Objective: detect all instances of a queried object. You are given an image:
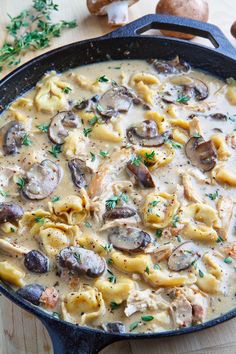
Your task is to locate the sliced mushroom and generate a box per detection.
[1,121,25,155]
[209,113,228,121]
[98,85,136,118]
[168,241,200,271]
[57,246,106,278]
[105,322,126,334]
[182,78,208,101]
[185,137,217,172]
[16,284,45,305]
[73,95,100,112]
[24,250,49,274]
[0,203,24,223]
[48,111,79,145]
[127,120,171,147]
[22,159,62,200]
[126,161,155,188]
[108,227,151,252]
[149,56,190,74]
[103,207,136,220]
[68,158,92,189]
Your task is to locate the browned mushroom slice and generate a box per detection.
[48,111,79,145]
[57,246,105,278]
[22,160,62,200]
[68,158,92,189]
[127,120,171,147]
[0,203,24,223]
[168,241,200,271]
[98,85,135,118]
[185,137,217,172]
[103,207,136,220]
[108,227,151,252]
[149,56,190,74]
[1,121,25,155]
[182,79,208,101]
[127,161,155,188]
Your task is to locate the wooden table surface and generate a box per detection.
[0,0,236,353]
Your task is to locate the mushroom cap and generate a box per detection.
[156,0,209,40]
[87,0,139,15]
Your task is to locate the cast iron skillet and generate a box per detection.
[0,14,236,354]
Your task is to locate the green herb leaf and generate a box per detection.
[98,75,109,83]
[0,189,9,197]
[216,235,224,243]
[107,258,113,265]
[145,151,155,160]
[176,95,190,104]
[155,229,163,238]
[129,321,140,332]
[130,154,142,167]
[110,301,120,310]
[176,235,182,243]
[89,116,98,126]
[154,264,161,270]
[172,214,180,228]
[102,243,113,253]
[107,269,117,284]
[63,86,72,94]
[49,144,61,158]
[144,266,150,275]
[198,269,204,278]
[16,177,25,190]
[193,133,201,138]
[37,123,50,132]
[224,256,233,264]
[105,192,128,210]
[51,196,60,203]
[141,315,154,322]
[167,139,182,149]
[74,252,81,263]
[84,221,92,228]
[83,127,92,137]
[35,216,45,224]
[90,152,96,162]
[206,190,219,201]
[22,133,32,146]
[99,150,109,158]
[10,227,16,233]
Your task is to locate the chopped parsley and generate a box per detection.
[167,139,182,149]
[176,95,190,104]
[0,189,9,197]
[51,196,60,203]
[89,116,98,126]
[216,235,224,243]
[206,190,219,201]
[144,266,150,275]
[83,127,92,137]
[37,123,50,132]
[48,144,61,158]
[10,227,16,233]
[224,256,233,264]
[107,269,116,284]
[102,243,113,253]
[129,321,140,332]
[107,258,113,265]
[148,200,160,214]
[145,151,155,160]
[16,177,25,190]
[84,221,92,228]
[74,252,81,263]
[97,75,109,83]
[110,302,120,310]
[130,154,142,167]
[35,216,45,224]
[90,152,96,162]
[176,235,182,243]
[193,133,201,138]
[141,315,154,322]
[99,150,109,158]
[105,192,128,210]
[172,214,180,228]
[155,229,163,238]
[198,269,204,278]
[154,264,161,270]
[63,86,72,94]
[22,133,32,146]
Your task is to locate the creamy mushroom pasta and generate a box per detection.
[0,57,236,334]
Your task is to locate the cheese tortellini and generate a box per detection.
[95,277,135,304]
[61,286,105,325]
[143,192,179,229]
[0,261,25,287]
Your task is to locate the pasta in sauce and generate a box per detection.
[0,57,236,334]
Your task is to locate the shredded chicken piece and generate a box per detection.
[217,196,234,240]
[125,289,168,317]
[99,216,140,231]
[226,132,236,149]
[181,287,208,324]
[182,173,202,203]
[189,117,203,137]
[0,239,30,257]
[40,287,59,309]
[170,293,192,328]
[223,242,236,260]
[184,167,211,184]
[152,243,174,262]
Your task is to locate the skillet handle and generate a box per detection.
[106,14,236,59]
[40,317,120,354]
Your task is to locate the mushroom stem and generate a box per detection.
[104,1,130,26]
